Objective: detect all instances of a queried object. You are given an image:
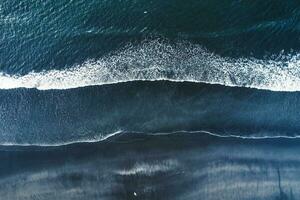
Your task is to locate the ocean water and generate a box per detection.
[1,0,300,199]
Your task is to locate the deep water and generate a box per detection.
[2,0,300,74]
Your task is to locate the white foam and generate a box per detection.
[115,159,179,176]
[1,40,300,91]
[0,130,123,147]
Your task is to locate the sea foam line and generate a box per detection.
[1,40,300,91]
[0,130,124,147]
[1,130,300,147]
[150,130,300,140]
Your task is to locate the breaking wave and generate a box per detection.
[1,40,300,91]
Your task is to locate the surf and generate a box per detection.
[1,40,300,91]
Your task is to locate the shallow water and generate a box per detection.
[0,133,299,200]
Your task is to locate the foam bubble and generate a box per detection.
[1,40,300,91]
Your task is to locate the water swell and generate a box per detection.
[1,40,300,91]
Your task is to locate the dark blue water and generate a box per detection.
[2,0,300,74]
[1,81,300,145]
[1,0,300,199]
